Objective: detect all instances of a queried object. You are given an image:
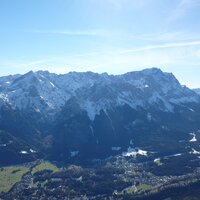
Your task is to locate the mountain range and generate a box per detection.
[0,68,200,165]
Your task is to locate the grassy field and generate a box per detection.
[123,185,137,194]
[0,166,29,193]
[32,161,59,174]
[0,161,59,193]
[121,183,152,195]
[137,183,152,191]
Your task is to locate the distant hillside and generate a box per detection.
[193,88,200,95]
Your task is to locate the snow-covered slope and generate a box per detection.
[0,68,199,120]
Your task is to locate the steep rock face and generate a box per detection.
[0,68,200,164]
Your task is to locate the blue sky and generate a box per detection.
[0,0,200,88]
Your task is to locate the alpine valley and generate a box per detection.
[1,68,200,200]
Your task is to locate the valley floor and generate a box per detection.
[1,155,200,200]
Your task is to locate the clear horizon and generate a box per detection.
[0,0,200,88]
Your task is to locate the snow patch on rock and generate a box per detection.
[20,150,28,154]
[122,147,148,157]
[189,133,197,142]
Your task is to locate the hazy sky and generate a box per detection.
[0,0,200,88]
